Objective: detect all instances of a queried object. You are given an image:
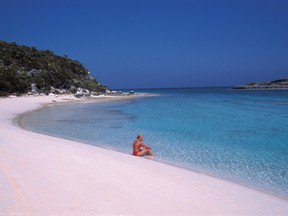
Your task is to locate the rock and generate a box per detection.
[55,89,67,94]
[50,86,56,93]
[31,83,39,94]
[233,79,288,90]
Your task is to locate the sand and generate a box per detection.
[0,94,287,215]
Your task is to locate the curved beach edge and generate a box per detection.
[0,95,287,215]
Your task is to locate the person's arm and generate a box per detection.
[140,142,151,149]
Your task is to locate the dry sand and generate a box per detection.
[0,95,287,215]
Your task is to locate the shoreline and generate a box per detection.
[1,95,288,215]
[17,103,287,200]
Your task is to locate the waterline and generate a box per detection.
[20,88,288,198]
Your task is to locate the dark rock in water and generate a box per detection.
[233,79,288,90]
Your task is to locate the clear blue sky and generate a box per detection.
[1,0,288,89]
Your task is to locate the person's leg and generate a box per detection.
[136,149,148,156]
[147,149,154,156]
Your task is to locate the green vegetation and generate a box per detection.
[0,41,108,96]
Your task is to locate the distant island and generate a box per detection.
[0,41,109,97]
[233,79,288,90]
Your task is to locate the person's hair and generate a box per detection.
[137,134,143,139]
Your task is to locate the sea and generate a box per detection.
[20,87,288,198]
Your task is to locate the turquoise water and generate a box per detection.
[21,88,288,198]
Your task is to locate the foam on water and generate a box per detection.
[21,88,288,198]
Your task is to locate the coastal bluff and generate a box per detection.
[0,40,108,97]
[233,79,288,90]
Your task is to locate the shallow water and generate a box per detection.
[21,88,288,198]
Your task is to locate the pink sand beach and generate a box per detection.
[0,95,288,215]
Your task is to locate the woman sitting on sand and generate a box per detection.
[133,134,154,156]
